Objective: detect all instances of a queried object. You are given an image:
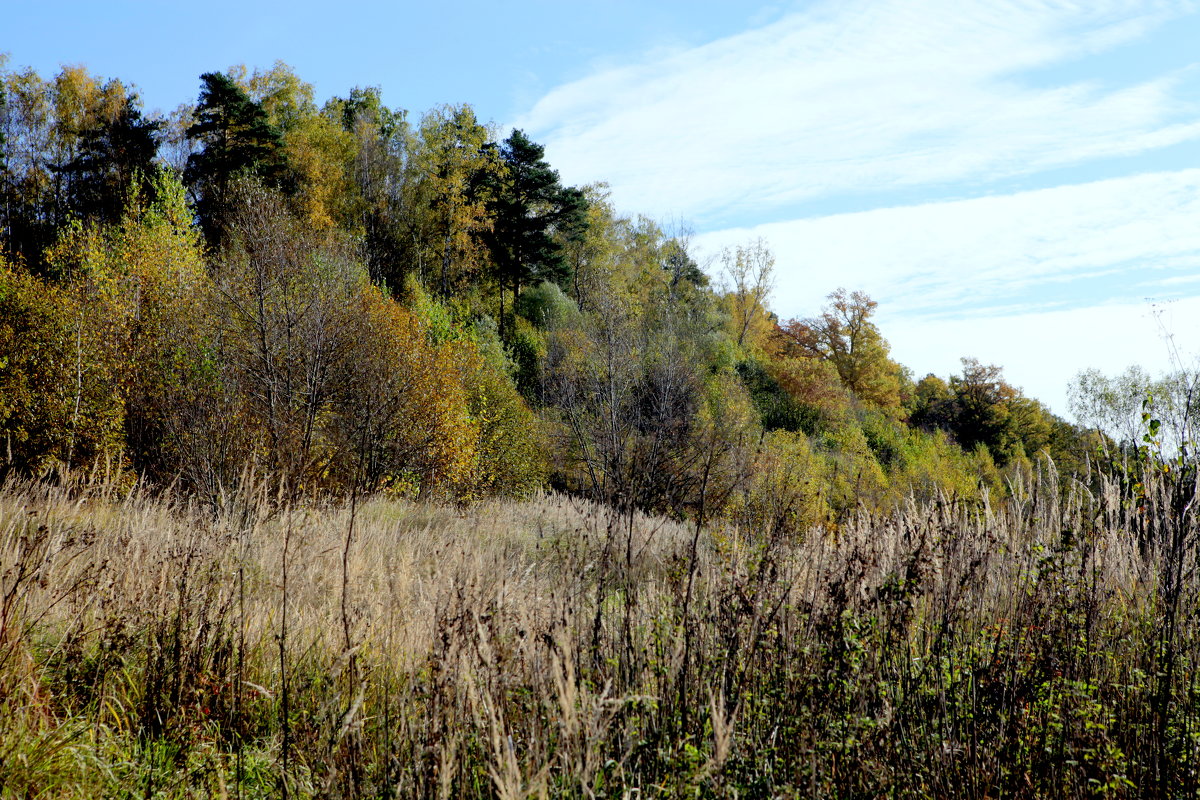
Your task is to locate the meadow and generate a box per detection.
[1,458,1196,799]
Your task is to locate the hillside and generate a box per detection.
[0,60,1111,520]
[2,59,1200,799]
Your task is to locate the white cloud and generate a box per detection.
[515,0,1200,226]
[689,169,1200,414]
[693,169,1200,320]
[510,0,1200,413]
[881,298,1200,417]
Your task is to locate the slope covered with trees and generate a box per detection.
[5,56,1200,800]
[0,58,1102,523]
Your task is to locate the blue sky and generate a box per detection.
[8,0,1200,414]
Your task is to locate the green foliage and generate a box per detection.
[908,372,953,426]
[735,358,820,434]
[517,279,580,330]
[404,275,462,344]
[408,104,498,298]
[0,57,1101,514]
[185,71,288,240]
[0,258,123,475]
[329,285,479,496]
[401,283,548,498]
[1,62,144,274]
[45,169,215,484]
[764,353,854,431]
[238,59,317,133]
[459,319,548,498]
[730,429,829,535]
[541,281,756,517]
[322,84,411,288]
[860,408,988,502]
[507,320,545,402]
[818,420,888,514]
[57,100,162,226]
[909,358,1084,474]
[483,129,587,308]
[1071,364,1200,456]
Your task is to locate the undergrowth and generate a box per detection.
[0,459,1197,798]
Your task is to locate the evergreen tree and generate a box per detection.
[58,100,161,225]
[484,129,586,325]
[184,72,287,241]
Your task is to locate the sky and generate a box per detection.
[7,0,1200,415]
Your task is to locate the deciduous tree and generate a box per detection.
[721,238,774,349]
[0,257,124,475]
[409,104,498,298]
[781,288,902,411]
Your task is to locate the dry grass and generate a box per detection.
[0,461,1197,797]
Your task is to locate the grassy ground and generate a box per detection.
[0,462,1197,798]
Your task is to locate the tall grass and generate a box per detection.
[0,460,1196,797]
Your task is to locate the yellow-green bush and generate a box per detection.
[329,285,478,496]
[399,281,547,498]
[458,320,547,498]
[818,421,888,515]
[728,429,830,537]
[45,171,217,484]
[0,259,124,475]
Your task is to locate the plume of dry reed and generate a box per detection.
[0,459,1196,797]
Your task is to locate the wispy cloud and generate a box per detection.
[882,297,1200,415]
[513,0,1200,412]
[515,0,1200,227]
[687,168,1200,414]
[693,168,1200,320]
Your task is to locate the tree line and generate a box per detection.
[0,57,1153,525]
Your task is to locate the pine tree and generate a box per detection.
[184,72,287,241]
[58,100,161,225]
[484,129,586,326]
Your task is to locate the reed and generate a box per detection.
[0,460,1195,797]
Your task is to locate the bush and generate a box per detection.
[329,286,478,496]
[459,317,547,497]
[44,171,217,486]
[735,359,821,434]
[0,259,123,476]
[729,429,829,536]
[516,279,580,329]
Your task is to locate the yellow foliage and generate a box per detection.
[284,113,357,231]
[47,171,210,385]
[768,355,853,425]
[456,337,547,499]
[409,104,498,297]
[882,427,985,506]
[403,281,547,497]
[333,287,478,496]
[41,171,217,483]
[0,258,124,474]
[730,430,830,537]
[819,423,888,516]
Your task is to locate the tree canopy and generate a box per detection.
[484,129,587,321]
[184,71,287,240]
[0,57,1100,515]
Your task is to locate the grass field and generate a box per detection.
[1,461,1197,798]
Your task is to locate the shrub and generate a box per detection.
[0,259,123,476]
[516,279,580,329]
